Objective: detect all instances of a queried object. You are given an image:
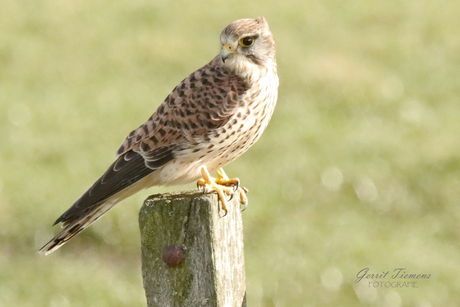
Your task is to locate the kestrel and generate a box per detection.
[40,16,278,255]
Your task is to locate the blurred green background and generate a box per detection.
[1,0,460,306]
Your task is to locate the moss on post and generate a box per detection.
[139,190,246,307]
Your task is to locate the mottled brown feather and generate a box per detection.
[39,16,278,255]
[116,62,250,162]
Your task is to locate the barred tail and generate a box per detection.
[38,150,172,255]
[39,200,119,255]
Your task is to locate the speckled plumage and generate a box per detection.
[40,17,278,255]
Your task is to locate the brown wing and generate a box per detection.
[116,60,250,168]
[52,150,162,226]
[51,60,249,229]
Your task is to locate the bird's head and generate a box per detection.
[219,17,276,74]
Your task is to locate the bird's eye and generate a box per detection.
[239,36,256,47]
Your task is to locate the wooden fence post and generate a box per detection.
[139,190,246,307]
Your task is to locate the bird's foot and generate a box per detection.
[197,166,248,214]
[215,168,249,210]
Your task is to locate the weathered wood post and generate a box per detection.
[139,190,246,307]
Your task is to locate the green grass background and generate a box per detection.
[1,0,460,306]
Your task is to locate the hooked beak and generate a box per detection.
[221,43,237,63]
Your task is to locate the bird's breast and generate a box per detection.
[202,68,279,168]
[152,66,278,186]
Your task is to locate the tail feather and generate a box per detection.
[39,201,118,255]
[52,151,157,227]
[39,149,174,255]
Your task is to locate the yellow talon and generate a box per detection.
[197,166,248,212]
[216,168,248,207]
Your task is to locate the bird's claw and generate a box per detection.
[232,180,240,192]
[197,179,205,192]
[197,166,248,214]
[239,186,248,211]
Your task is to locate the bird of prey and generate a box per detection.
[39,16,278,255]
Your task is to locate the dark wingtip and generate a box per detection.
[52,215,64,226]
